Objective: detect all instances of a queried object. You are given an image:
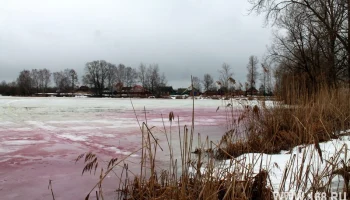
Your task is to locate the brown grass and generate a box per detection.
[216,86,350,159]
[75,114,276,200]
[73,84,350,200]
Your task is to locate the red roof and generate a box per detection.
[133,85,143,89]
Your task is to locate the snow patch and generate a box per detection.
[2,140,46,145]
[0,121,15,126]
[26,121,56,131]
[57,133,88,142]
[105,147,138,157]
[192,135,350,193]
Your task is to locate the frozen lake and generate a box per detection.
[0,97,232,199]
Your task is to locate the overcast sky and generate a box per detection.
[0,0,272,88]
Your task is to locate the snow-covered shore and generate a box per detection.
[191,129,350,196]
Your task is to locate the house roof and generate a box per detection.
[181,86,199,94]
[159,86,174,92]
[203,90,219,94]
[246,87,258,92]
[122,87,132,91]
[133,85,143,89]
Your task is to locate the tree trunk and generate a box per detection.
[348,0,350,88]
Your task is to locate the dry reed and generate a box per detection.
[74,83,349,200]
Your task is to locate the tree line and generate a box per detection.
[179,58,272,96]
[0,61,169,97]
[0,57,274,97]
[249,0,350,101]
[82,61,167,96]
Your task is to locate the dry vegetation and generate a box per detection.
[217,86,350,160]
[76,120,276,200]
[68,84,350,200]
[219,85,350,159]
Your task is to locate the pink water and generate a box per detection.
[0,97,236,199]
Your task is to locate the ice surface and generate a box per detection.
[2,140,46,145]
[0,96,233,199]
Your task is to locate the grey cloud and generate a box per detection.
[0,0,271,88]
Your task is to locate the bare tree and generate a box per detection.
[159,73,167,87]
[68,69,78,92]
[192,76,202,92]
[0,80,18,96]
[237,82,243,92]
[30,69,52,93]
[30,69,40,93]
[53,71,70,94]
[249,0,350,87]
[202,73,214,92]
[266,65,272,94]
[125,66,138,87]
[106,63,116,94]
[138,63,147,87]
[52,69,76,94]
[219,63,234,91]
[246,55,259,95]
[145,64,160,94]
[116,64,126,85]
[40,69,51,93]
[17,70,32,95]
[143,64,167,96]
[0,81,7,95]
[260,62,272,95]
[113,64,139,88]
[83,60,109,96]
[262,2,348,97]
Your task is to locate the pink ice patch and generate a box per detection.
[0,97,237,199]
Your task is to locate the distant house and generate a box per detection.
[122,87,133,93]
[177,88,187,95]
[118,87,132,97]
[114,82,124,92]
[133,85,145,93]
[115,85,150,97]
[235,89,245,96]
[202,90,221,98]
[130,85,151,97]
[77,86,90,92]
[181,86,200,96]
[75,86,91,96]
[158,86,176,97]
[246,87,258,96]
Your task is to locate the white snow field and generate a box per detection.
[0,96,233,200]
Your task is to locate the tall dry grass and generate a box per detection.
[217,86,350,159]
[76,119,275,200]
[71,83,349,200]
